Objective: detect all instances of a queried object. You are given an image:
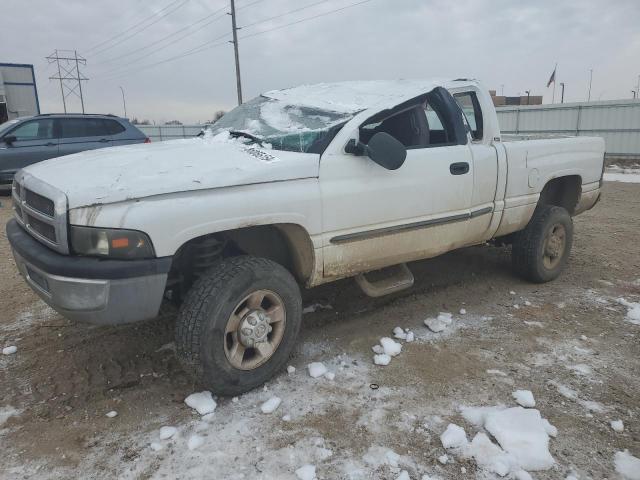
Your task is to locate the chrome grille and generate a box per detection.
[12,173,69,254]
[25,189,55,217]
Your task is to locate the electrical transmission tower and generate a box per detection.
[46,50,89,113]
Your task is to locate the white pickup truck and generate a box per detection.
[7,79,604,394]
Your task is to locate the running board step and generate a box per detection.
[355,263,414,298]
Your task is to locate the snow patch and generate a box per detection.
[187,434,204,450]
[424,312,453,332]
[159,426,177,440]
[615,450,640,479]
[295,464,316,480]
[618,298,640,325]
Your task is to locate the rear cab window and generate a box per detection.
[453,91,484,141]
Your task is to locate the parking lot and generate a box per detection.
[1,179,639,479]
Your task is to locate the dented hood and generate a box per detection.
[23,138,319,209]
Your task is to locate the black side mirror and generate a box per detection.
[346,132,407,170]
[3,135,16,145]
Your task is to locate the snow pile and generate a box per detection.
[295,464,316,480]
[159,426,177,440]
[485,407,555,470]
[513,390,536,408]
[2,345,17,355]
[611,420,624,432]
[362,446,401,469]
[424,312,453,333]
[446,404,557,477]
[307,362,328,378]
[287,365,296,374]
[184,391,217,415]
[615,450,640,479]
[372,337,403,366]
[618,298,640,325]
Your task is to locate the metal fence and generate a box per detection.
[138,124,207,141]
[496,99,640,160]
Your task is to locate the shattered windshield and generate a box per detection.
[210,96,354,154]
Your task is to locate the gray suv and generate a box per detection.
[0,114,149,186]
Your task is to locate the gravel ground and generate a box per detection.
[0,181,639,479]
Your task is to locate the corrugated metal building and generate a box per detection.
[0,63,40,123]
[496,99,640,161]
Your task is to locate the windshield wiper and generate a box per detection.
[229,130,264,146]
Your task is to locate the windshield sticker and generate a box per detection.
[243,146,277,162]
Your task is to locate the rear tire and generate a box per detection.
[512,205,573,283]
[175,255,302,396]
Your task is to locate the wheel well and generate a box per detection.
[166,224,314,302]
[538,176,581,215]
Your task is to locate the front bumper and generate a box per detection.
[7,219,172,325]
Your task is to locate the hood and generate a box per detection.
[24,137,319,209]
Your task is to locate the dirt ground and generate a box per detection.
[1,181,639,479]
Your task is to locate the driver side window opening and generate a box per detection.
[358,91,460,149]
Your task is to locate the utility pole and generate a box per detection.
[525,90,530,105]
[47,49,89,113]
[229,0,243,105]
[119,86,127,118]
[633,90,637,100]
[500,84,504,96]
[560,82,565,103]
[587,69,593,102]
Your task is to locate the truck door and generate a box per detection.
[0,118,58,177]
[453,90,499,243]
[320,88,475,279]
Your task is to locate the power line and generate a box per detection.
[89,0,191,57]
[240,0,373,40]
[83,0,187,54]
[98,33,231,81]
[239,0,330,30]
[97,0,374,82]
[93,4,229,68]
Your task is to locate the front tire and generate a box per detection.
[175,256,302,396]
[512,205,574,283]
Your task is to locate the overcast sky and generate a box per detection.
[2,0,639,123]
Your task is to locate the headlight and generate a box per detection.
[70,226,155,259]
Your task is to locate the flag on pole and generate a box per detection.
[546,66,556,87]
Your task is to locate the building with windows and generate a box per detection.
[0,63,40,123]
[490,90,542,107]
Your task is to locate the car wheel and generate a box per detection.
[512,205,574,283]
[175,255,302,396]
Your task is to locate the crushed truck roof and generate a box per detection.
[262,79,475,114]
